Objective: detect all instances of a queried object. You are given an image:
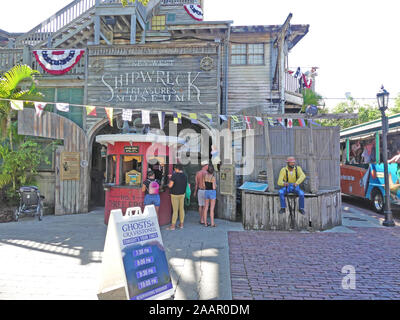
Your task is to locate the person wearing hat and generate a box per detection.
[277,156,306,215]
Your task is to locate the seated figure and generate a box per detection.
[277,156,307,215]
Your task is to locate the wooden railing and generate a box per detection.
[0,49,24,72]
[16,0,97,47]
[285,71,301,94]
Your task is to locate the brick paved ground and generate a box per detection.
[229,227,400,300]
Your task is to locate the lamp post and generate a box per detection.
[377,86,395,227]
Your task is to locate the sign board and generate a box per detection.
[219,165,235,196]
[239,181,269,192]
[60,152,80,180]
[124,146,140,154]
[98,206,174,300]
[231,118,246,131]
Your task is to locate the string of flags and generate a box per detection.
[288,67,318,90]
[3,97,322,129]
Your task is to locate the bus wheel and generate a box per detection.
[371,189,384,214]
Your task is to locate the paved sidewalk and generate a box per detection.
[229,205,400,300]
[0,208,243,300]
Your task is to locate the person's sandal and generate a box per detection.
[210,224,217,227]
[179,224,184,229]
[166,225,175,230]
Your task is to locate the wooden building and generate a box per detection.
[1,0,315,223]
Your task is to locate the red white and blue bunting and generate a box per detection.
[32,49,85,75]
[184,4,204,21]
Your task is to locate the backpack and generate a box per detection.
[148,180,160,195]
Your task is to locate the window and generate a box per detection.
[231,43,265,65]
[120,155,143,187]
[106,155,117,184]
[151,15,166,31]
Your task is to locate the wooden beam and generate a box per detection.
[264,113,358,120]
[131,14,137,45]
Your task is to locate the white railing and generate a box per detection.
[16,0,97,47]
[0,49,24,72]
[285,71,301,94]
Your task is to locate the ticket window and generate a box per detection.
[106,155,117,184]
[121,155,142,187]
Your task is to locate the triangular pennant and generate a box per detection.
[255,116,264,126]
[231,115,239,123]
[189,113,198,124]
[34,102,46,117]
[204,113,213,124]
[158,111,165,130]
[287,118,293,129]
[277,118,286,128]
[244,116,252,129]
[219,115,228,122]
[309,119,321,127]
[10,100,24,111]
[122,109,132,121]
[173,112,182,124]
[267,117,274,126]
[298,118,306,128]
[141,110,151,125]
[105,108,114,127]
[86,106,97,116]
[56,103,69,112]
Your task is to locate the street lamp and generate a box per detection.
[377,86,395,227]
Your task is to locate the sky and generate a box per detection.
[1,0,399,109]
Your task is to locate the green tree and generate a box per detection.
[121,0,150,6]
[388,93,400,115]
[301,88,323,113]
[0,64,41,150]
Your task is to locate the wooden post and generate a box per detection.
[262,113,275,192]
[131,14,137,45]
[307,122,319,193]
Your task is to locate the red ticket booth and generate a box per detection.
[96,134,184,225]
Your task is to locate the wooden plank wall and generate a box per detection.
[159,0,202,25]
[18,108,89,215]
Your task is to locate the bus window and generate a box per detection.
[121,155,142,187]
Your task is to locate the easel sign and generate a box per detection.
[98,205,174,300]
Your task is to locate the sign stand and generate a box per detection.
[98,206,174,300]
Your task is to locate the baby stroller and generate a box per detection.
[14,186,44,221]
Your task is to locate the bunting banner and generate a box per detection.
[158,111,165,130]
[183,4,204,21]
[205,113,213,124]
[32,49,85,75]
[298,118,306,128]
[141,110,151,125]
[231,115,239,123]
[219,115,228,122]
[255,116,264,126]
[34,102,46,117]
[287,118,293,129]
[244,116,252,129]
[309,119,321,127]
[173,112,182,124]
[189,113,198,124]
[10,100,24,111]
[277,118,286,128]
[122,109,133,121]
[56,103,69,112]
[105,108,114,127]
[267,117,274,127]
[86,106,97,117]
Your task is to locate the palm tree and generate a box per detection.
[301,88,323,113]
[0,64,41,151]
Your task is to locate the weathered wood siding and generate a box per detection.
[158,0,202,25]
[242,190,342,231]
[227,33,276,115]
[18,108,89,215]
[86,44,220,132]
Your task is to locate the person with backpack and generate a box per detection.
[277,156,306,215]
[166,164,188,230]
[142,171,161,218]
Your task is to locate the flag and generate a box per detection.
[105,108,114,127]
[298,118,306,128]
[158,111,165,130]
[267,117,274,126]
[205,113,213,124]
[122,109,132,121]
[255,117,264,126]
[231,115,239,123]
[56,103,69,112]
[244,116,252,129]
[287,118,293,128]
[309,119,321,127]
[189,113,198,124]
[141,110,151,125]
[34,102,46,117]
[173,112,182,124]
[219,115,228,122]
[86,106,96,116]
[10,100,24,110]
[277,118,285,128]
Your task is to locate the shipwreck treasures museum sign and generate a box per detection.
[87,45,219,115]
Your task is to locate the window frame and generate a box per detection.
[231,43,265,66]
[119,154,143,188]
[151,15,167,31]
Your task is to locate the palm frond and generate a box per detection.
[0,64,39,98]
